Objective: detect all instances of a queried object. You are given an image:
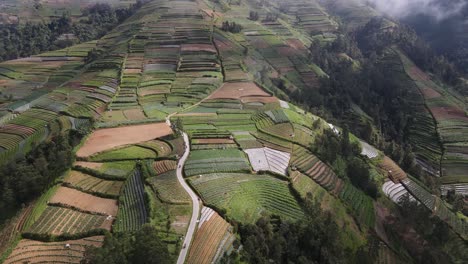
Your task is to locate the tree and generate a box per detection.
[249,11,259,21]
[84,225,172,264]
[131,225,172,264]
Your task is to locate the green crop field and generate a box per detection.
[189,173,304,223]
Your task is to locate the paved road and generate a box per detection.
[176,132,201,264]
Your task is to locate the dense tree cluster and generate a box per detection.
[84,225,172,264]
[237,196,351,264]
[0,131,81,222]
[0,1,146,62]
[221,21,243,33]
[312,126,378,198]
[249,11,259,21]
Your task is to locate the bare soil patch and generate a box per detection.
[431,106,468,121]
[408,66,430,82]
[195,138,235,144]
[50,186,118,216]
[181,44,217,53]
[208,82,276,103]
[74,161,103,169]
[420,87,441,99]
[286,38,307,51]
[77,123,173,157]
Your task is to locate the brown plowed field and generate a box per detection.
[181,44,217,53]
[430,106,468,121]
[76,123,173,157]
[49,187,118,216]
[208,82,276,101]
[420,87,441,99]
[4,236,104,264]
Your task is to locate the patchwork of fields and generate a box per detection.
[1,0,467,263]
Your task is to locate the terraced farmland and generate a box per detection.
[49,186,118,216]
[114,171,148,232]
[187,207,235,264]
[244,147,291,176]
[148,170,191,204]
[399,51,467,179]
[188,173,304,223]
[4,236,105,264]
[26,206,111,237]
[184,149,252,177]
[63,170,124,197]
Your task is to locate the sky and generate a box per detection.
[365,0,467,20]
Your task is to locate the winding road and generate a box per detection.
[175,132,201,264]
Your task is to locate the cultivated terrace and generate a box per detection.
[0,0,467,264]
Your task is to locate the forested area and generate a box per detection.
[0,130,84,222]
[288,17,467,183]
[85,225,172,264]
[233,196,369,264]
[0,1,146,62]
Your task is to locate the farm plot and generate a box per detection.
[244,147,290,176]
[360,140,379,159]
[188,173,304,223]
[379,156,407,183]
[382,180,415,203]
[207,82,277,103]
[148,170,191,204]
[88,145,158,161]
[401,178,436,210]
[74,161,135,178]
[290,145,339,192]
[114,171,147,232]
[233,131,263,149]
[187,207,235,264]
[184,149,251,177]
[338,182,375,228]
[440,183,468,196]
[26,206,111,236]
[4,236,104,264]
[49,186,118,216]
[77,123,173,157]
[63,170,124,197]
[153,160,177,174]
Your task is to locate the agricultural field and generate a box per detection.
[2,0,466,262]
[76,123,173,158]
[63,170,124,197]
[4,236,105,264]
[113,171,148,232]
[244,147,291,176]
[188,173,304,223]
[147,170,191,204]
[49,186,118,216]
[74,161,136,179]
[186,207,235,264]
[0,0,135,23]
[184,149,252,177]
[26,206,112,236]
[398,50,467,179]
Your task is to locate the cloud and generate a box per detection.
[365,0,467,20]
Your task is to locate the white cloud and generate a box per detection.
[365,0,466,20]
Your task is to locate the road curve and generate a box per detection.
[176,132,201,264]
